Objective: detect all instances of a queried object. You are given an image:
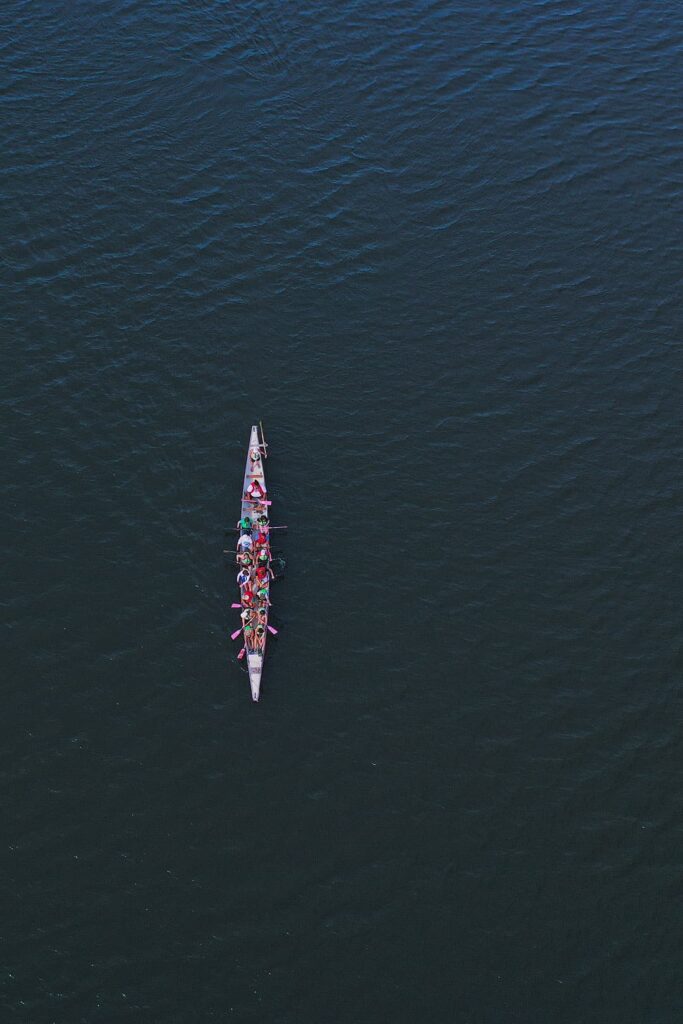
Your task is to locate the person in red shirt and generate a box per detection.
[256,561,275,583]
[241,585,254,607]
[245,479,265,502]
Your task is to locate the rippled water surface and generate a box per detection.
[2,1,682,1021]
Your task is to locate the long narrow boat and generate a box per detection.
[239,424,269,701]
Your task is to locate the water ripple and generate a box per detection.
[3,0,683,1020]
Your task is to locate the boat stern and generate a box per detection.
[247,653,263,702]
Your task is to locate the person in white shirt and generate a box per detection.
[245,479,265,501]
[236,533,253,553]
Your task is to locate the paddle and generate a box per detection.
[230,627,242,641]
[224,525,287,534]
[260,420,268,457]
[267,624,278,635]
[237,647,246,660]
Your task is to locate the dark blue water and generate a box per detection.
[2,1,682,1021]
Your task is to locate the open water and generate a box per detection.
[2,1,682,1021]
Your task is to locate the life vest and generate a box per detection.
[246,480,265,499]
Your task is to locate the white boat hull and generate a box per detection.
[247,653,263,702]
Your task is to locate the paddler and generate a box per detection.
[236,532,253,554]
[245,479,265,502]
[241,585,254,607]
[241,608,254,625]
[255,564,269,584]
[236,567,251,588]
[256,514,269,529]
[238,551,253,568]
[256,546,270,569]
[238,515,252,534]
[249,446,261,465]
[243,622,255,647]
[255,623,266,649]
[256,583,270,605]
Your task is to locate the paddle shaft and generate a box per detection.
[225,525,287,534]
